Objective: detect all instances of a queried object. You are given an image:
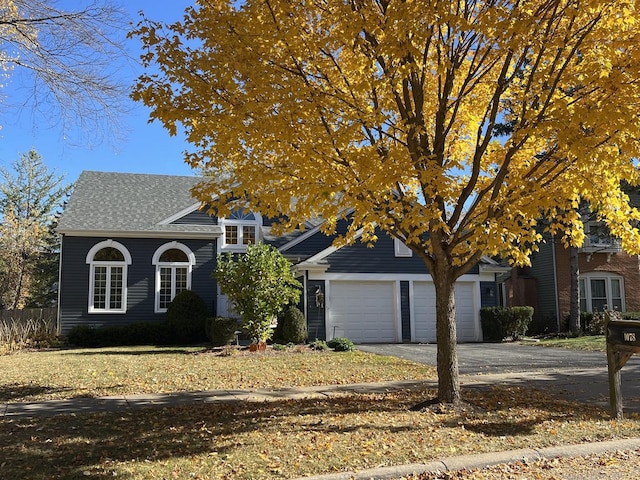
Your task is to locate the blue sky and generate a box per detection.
[0,1,196,184]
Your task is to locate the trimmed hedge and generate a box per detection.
[206,316,239,346]
[67,321,172,347]
[279,306,308,344]
[166,290,210,343]
[480,306,534,342]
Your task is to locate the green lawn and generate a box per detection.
[1,345,638,480]
[531,335,606,352]
[0,345,436,403]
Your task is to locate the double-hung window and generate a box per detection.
[221,209,260,251]
[86,240,131,313]
[152,242,195,312]
[579,273,624,312]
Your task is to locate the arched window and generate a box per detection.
[221,208,261,251]
[86,240,131,313]
[152,242,196,312]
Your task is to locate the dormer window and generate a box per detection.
[221,209,260,251]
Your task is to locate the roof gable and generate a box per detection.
[56,171,222,238]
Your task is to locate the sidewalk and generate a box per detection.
[1,379,428,419]
[8,368,634,419]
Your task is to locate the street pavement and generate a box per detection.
[358,342,640,414]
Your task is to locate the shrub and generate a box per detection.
[166,290,210,344]
[126,321,172,345]
[279,306,308,344]
[327,337,355,352]
[480,307,512,342]
[67,322,172,347]
[215,243,301,344]
[480,306,534,342]
[309,339,328,351]
[67,325,101,347]
[206,316,239,346]
[509,306,534,340]
[589,311,606,335]
[272,343,288,351]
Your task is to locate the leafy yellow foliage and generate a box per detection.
[132,0,640,278]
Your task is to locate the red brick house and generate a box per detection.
[504,219,640,333]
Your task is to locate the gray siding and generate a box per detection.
[325,234,429,273]
[59,236,217,335]
[171,210,217,225]
[282,230,336,259]
[280,218,349,260]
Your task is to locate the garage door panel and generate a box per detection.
[453,284,476,341]
[414,282,478,343]
[329,281,396,343]
[413,283,436,342]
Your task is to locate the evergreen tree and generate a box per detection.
[0,150,71,308]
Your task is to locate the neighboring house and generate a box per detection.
[504,212,640,332]
[56,170,506,343]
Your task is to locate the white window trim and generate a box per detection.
[220,213,262,252]
[152,241,196,313]
[579,272,625,312]
[394,238,413,257]
[86,240,131,314]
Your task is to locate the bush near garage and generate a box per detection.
[327,337,355,351]
[480,306,534,342]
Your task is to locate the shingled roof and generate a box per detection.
[56,171,222,238]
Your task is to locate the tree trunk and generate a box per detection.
[433,268,460,404]
[10,258,27,310]
[569,245,580,333]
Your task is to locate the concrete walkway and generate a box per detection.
[1,379,428,419]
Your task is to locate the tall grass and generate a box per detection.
[0,308,57,353]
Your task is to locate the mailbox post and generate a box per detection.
[606,312,640,419]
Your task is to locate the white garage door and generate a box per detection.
[329,281,397,343]
[413,282,479,342]
[413,282,436,342]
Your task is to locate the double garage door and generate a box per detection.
[328,280,479,343]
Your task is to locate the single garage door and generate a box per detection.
[413,282,479,342]
[329,281,397,343]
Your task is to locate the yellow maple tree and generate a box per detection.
[132,0,640,404]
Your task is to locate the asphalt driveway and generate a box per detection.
[358,342,640,414]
